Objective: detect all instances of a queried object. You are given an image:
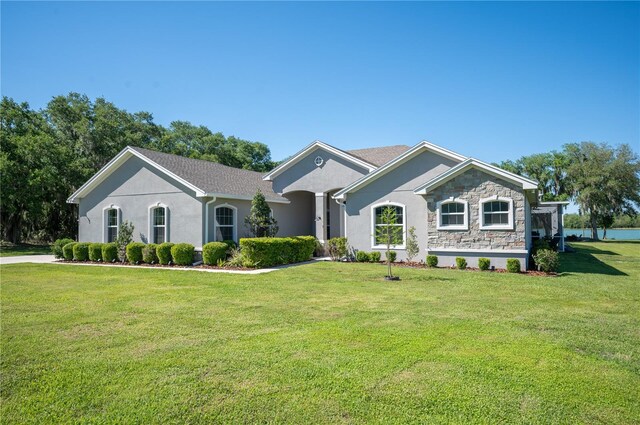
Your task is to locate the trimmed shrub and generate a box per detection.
[239,236,317,268]
[386,250,397,263]
[102,243,118,263]
[327,237,348,261]
[203,242,228,265]
[506,258,521,273]
[478,257,490,271]
[52,238,74,259]
[73,242,90,261]
[171,243,195,266]
[89,243,103,261]
[157,242,175,265]
[369,251,381,263]
[222,240,237,250]
[456,257,467,270]
[126,242,145,264]
[62,242,76,260]
[142,243,158,264]
[426,255,438,268]
[533,249,560,273]
[356,251,370,262]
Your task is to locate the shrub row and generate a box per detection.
[52,238,195,265]
[239,236,316,267]
[355,251,382,263]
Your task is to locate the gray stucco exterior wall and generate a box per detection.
[78,156,204,247]
[344,150,460,260]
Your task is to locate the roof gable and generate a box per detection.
[346,145,411,167]
[333,141,467,200]
[263,140,376,181]
[67,146,289,204]
[413,158,539,194]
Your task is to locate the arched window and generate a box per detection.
[437,198,468,230]
[479,197,514,230]
[371,202,406,248]
[103,205,121,243]
[214,204,237,242]
[148,204,169,243]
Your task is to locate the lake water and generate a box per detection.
[564,228,640,240]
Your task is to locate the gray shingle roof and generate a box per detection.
[346,145,411,167]
[130,146,288,202]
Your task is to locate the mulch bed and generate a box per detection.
[385,261,557,276]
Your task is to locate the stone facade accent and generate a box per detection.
[425,168,526,250]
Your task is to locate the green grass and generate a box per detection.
[0,243,51,257]
[1,242,639,424]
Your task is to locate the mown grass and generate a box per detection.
[1,242,639,424]
[0,243,51,257]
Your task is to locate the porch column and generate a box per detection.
[315,192,326,242]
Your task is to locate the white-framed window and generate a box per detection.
[102,205,121,243]
[436,198,468,230]
[214,204,237,242]
[479,196,514,230]
[371,202,406,249]
[148,204,169,244]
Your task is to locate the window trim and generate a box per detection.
[213,203,238,243]
[371,201,406,249]
[436,197,469,230]
[148,203,169,244]
[102,205,121,243]
[479,196,514,230]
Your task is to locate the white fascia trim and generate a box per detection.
[370,201,407,250]
[205,193,290,204]
[333,141,467,200]
[538,201,571,206]
[262,140,376,181]
[436,197,469,231]
[426,248,529,254]
[479,196,514,230]
[414,158,538,195]
[67,147,207,203]
[148,202,169,243]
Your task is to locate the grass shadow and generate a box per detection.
[559,244,628,276]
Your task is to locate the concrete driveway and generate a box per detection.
[0,255,56,265]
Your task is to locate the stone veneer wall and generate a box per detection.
[426,168,526,250]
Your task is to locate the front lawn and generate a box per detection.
[1,242,639,423]
[0,242,51,257]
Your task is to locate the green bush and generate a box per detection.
[142,243,158,264]
[126,242,145,264]
[72,242,90,261]
[327,237,348,261]
[456,257,467,270]
[356,251,370,262]
[369,251,381,262]
[239,236,316,267]
[478,257,490,271]
[426,255,438,268]
[533,249,560,273]
[203,242,228,265]
[386,250,397,263]
[157,242,175,265]
[506,258,521,273]
[52,238,74,259]
[102,243,118,263]
[89,243,103,261]
[171,243,195,266]
[62,242,76,260]
[222,240,237,250]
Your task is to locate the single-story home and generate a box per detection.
[68,140,566,270]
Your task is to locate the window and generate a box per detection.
[215,205,236,242]
[152,207,166,243]
[372,202,405,248]
[437,198,468,230]
[479,197,514,230]
[103,207,120,243]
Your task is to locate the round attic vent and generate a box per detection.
[314,156,324,167]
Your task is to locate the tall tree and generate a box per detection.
[564,142,640,240]
[244,190,278,237]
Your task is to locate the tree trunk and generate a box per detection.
[603,226,607,240]
[590,214,599,241]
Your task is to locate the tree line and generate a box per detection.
[1,93,278,243]
[495,143,640,239]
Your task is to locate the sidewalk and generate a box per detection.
[0,255,56,265]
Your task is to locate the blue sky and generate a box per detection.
[2,1,639,166]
